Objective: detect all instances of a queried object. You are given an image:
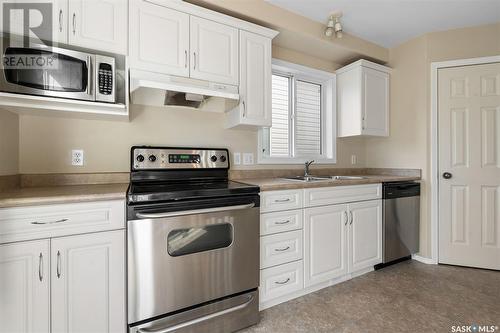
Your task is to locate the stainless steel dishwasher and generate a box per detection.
[381,181,420,265]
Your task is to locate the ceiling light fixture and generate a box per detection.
[325,12,343,38]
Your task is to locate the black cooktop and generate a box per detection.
[127,180,259,204]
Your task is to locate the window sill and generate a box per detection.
[257,157,337,165]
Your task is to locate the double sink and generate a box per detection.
[284,175,367,182]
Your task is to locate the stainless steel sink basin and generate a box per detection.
[330,175,366,180]
[283,175,331,182]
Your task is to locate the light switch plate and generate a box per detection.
[243,153,254,165]
[233,152,241,165]
[72,149,84,166]
[351,154,357,165]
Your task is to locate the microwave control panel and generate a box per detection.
[98,63,113,95]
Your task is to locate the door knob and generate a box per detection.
[442,172,452,179]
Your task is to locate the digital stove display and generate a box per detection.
[169,154,201,163]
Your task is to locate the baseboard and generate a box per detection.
[412,254,437,265]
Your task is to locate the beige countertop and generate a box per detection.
[237,175,421,191]
[0,183,129,208]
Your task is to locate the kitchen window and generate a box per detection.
[259,60,336,164]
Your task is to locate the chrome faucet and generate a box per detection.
[304,160,315,177]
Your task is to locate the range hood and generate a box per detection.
[129,69,239,112]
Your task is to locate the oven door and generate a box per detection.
[0,41,94,101]
[127,200,260,324]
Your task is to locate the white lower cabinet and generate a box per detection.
[304,204,348,287]
[0,200,126,333]
[259,185,383,309]
[51,230,126,333]
[260,260,303,303]
[0,240,50,333]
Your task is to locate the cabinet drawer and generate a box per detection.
[260,189,303,213]
[304,184,381,207]
[0,200,125,244]
[260,230,302,269]
[260,260,303,303]
[260,209,303,236]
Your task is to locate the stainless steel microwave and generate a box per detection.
[0,39,116,103]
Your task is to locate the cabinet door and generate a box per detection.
[0,240,50,333]
[238,30,272,126]
[51,230,125,333]
[362,67,389,136]
[190,16,238,85]
[68,0,127,54]
[348,200,382,273]
[304,204,348,287]
[0,0,67,43]
[129,0,189,76]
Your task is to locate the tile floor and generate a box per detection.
[241,260,500,333]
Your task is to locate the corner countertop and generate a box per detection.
[0,183,129,208]
[237,175,421,192]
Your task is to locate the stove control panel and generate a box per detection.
[132,147,229,170]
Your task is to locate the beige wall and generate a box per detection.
[19,105,365,173]
[0,111,19,176]
[365,22,500,258]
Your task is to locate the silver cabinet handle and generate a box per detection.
[31,218,68,225]
[275,278,290,285]
[58,9,63,32]
[184,50,188,68]
[193,52,197,70]
[274,246,290,252]
[72,13,76,35]
[137,294,254,333]
[136,203,255,219]
[242,100,246,117]
[349,211,353,225]
[274,198,291,203]
[38,253,43,282]
[275,220,290,225]
[56,250,61,279]
[344,211,348,225]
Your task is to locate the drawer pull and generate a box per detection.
[31,218,68,225]
[274,246,290,252]
[274,278,290,285]
[275,220,290,225]
[274,198,291,203]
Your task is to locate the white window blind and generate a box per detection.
[295,80,321,156]
[270,74,290,157]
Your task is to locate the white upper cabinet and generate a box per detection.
[68,0,127,54]
[129,0,189,76]
[0,240,50,333]
[0,0,68,43]
[226,30,272,128]
[337,60,390,137]
[189,16,239,85]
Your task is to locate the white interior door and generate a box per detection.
[0,240,50,333]
[51,230,126,333]
[438,62,500,270]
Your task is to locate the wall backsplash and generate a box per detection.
[19,104,366,174]
[0,111,19,176]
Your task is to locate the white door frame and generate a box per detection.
[430,55,500,264]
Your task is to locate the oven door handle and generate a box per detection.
[137,294,254,333]
[136,203,255,219]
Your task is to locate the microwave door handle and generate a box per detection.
[135,203,255,219]
[86,55,92,96]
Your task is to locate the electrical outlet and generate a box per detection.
[233,152,241,165]
[243,153,254,165]
[72,149,84,166]
[351,154,357,165]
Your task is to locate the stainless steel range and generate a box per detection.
[127,146,260,333]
